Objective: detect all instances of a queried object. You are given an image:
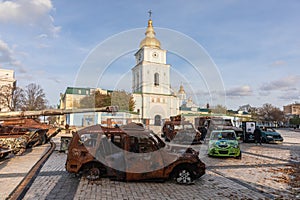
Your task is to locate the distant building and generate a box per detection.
[59,87,111,110]
[177,84,209,115]
[177,84,186,105]
[60,87,92,110]
[58,87,112,125]
[0,68,16,112]
[283,103,300,115]
[238,104,253,113]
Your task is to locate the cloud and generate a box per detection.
[278,92,300,100]
[226,85,253,97]
[48,76,61,84]
[0,39,22,67]
[0,0,60,37]
[260,75,300,91]
[258,91,271,96]
[269,60,286,67]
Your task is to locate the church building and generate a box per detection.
[132,17,179,125]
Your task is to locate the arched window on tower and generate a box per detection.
[154,73,159,86]
[136,72,139,89]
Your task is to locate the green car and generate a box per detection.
[208,130,241,159]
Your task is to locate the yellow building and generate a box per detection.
[59,87,111,110]
[283,103,300,115]
[58,87,113,125]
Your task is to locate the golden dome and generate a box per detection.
[139,19,161,48]
[178,85,185,94]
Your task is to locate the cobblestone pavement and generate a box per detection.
[0,144,50,200]
[15,129,300,199]
[196,129,300,199]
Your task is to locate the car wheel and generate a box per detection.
[261,137,266,143]
[173,166,195,184]
[165,136,170,142]
[40,133,47,145]
[84,163,105,181]
[86,166,100,180]
[235,151,242,159]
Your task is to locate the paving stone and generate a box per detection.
[1,129,298,200]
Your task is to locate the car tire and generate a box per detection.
[165,137,170,142]
[235,151,242,159]
[86,166,101,181]
[173,166,195,184]
[261,137,266,143]
[84,163,105,181]
[41,133,47,145]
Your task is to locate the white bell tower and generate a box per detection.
[132,14,179,125]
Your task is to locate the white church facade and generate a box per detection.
[132,18,179,125]
[58,17,208,127]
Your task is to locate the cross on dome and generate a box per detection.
[148,10,152,19]
[139,11,161,48]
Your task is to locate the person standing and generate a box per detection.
[254,126,262,145]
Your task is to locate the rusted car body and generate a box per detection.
[162,120,202,144]
[66,123,205,184]
[0,118,61,155]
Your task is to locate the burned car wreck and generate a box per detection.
[162,116,202,144]
[66,123,205,184]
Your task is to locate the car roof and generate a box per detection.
[211,130,235,133]
[164,121,192,125]
[77,123,153,138]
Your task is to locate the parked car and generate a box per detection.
[162,120,202,144]
[261,128,283,144]
[195,117,243,140]
[66,123,206,184]
[208,130,241,159]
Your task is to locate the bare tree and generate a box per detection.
[211,104,227,114]
[80,90,135,111]
[0,84,24,111]
[111,90,135,111]
[22,83,47,111]
[12,87,25,111]
[248,107,259,121]
[258,103,285,123]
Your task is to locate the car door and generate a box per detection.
[125,135,164,181]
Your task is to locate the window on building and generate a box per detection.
[136,73,139,88]
[154,73,159,86]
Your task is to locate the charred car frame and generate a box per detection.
[66,123,205,184]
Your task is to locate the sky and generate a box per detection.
[0,0,299,110]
